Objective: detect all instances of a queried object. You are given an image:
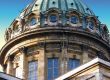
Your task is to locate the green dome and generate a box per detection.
[23,0,94,16]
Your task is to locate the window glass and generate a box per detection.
[68,59,80,70]
[48,58,59,80]
[49,15,57,23]
[88,21,94,30]
[30,18,37,26]
[70,16,78,24]
[28,61,38,80]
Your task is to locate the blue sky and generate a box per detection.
[85,0,110,29]
[0,0,110,49]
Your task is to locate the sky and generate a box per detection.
[0,0,110,49]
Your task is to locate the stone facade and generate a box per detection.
[0,0,110,80]
[0,27,110,80]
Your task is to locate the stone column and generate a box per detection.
[81,45,89,64]
[60,48,68,75]
[19,47,27,80]
[38,49,45,80]
[7,55,13,75]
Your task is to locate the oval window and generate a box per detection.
[70,16,78,24]
[88,21,94,30]
[30,18,37,26]
[49,15,57,23]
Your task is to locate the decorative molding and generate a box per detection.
[7,55,14,62]
[19,46,27,54]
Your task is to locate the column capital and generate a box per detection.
[19,46,27,54]
[7,54,14,61]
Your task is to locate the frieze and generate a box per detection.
[25,34,109,55]
[67,35,108,54]
[17,33,109,56]
[27,46,39,54]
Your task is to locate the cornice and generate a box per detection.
[0,27,110,65]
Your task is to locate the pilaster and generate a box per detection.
[19,46,27,80]
[7,55,14,75]
[38,49,45,80]
[81,45,89,64]
[61,48,68,74]
[60,37,68,75]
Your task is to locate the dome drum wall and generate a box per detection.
[2,30,110,64]
[2,27,110,62]
[1,30,110,79]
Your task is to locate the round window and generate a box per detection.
[70,16,78,24]
[88,21,94,30]
[49,15,57,23]
[30,18,37,26]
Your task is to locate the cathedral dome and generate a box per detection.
[23,0,95,16]
[5,0,109,42]
[1,0,110,80]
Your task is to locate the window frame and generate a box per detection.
[30,17,37,26]
[28,60,38,80]
[49,14,58,23]
[88,21,95,30]
[70,15,79,24]
[47,58,59,80]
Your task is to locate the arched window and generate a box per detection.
[70,16,78,24]
[49,15,57,23]
[88,21,94,30]
[30,18,37,26]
